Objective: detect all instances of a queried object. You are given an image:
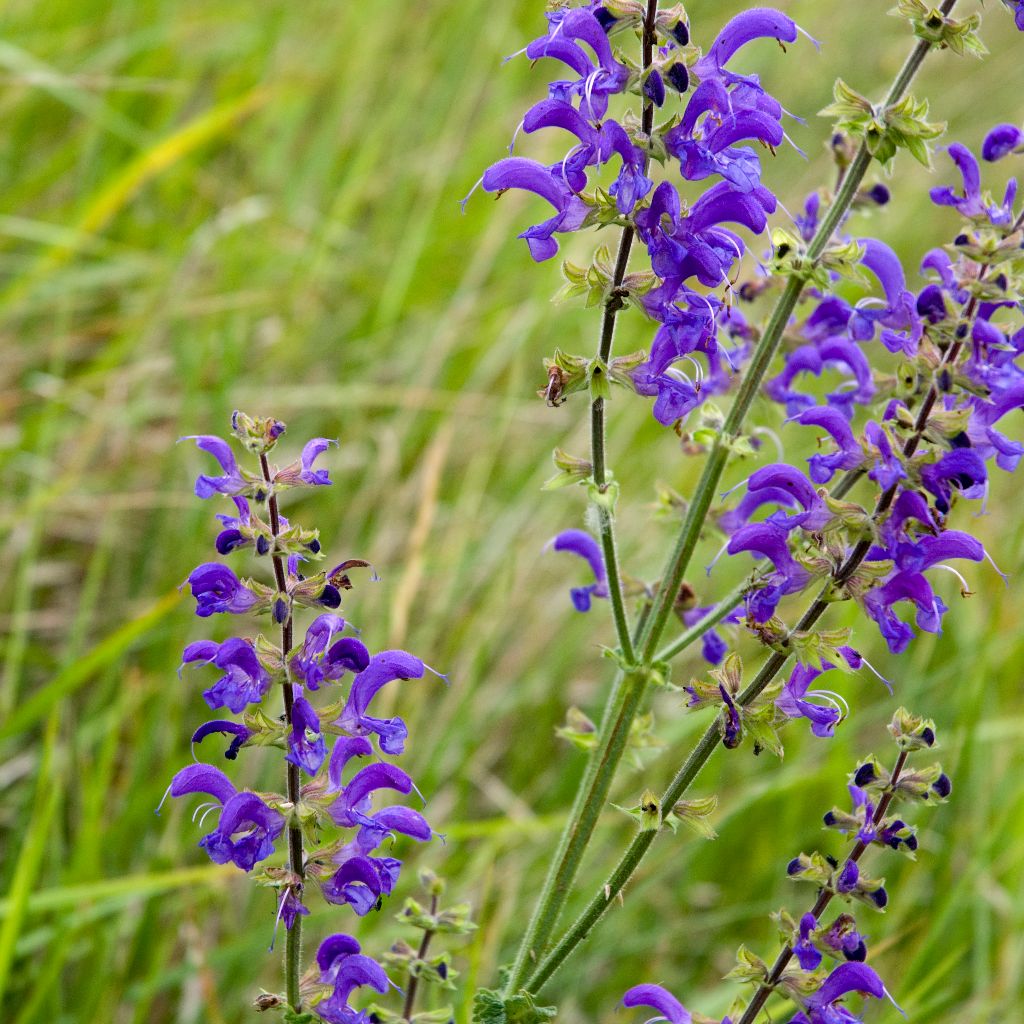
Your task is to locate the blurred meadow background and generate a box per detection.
[1,0,1023,1021]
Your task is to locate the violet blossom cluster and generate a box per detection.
[474,3,818,427]
[545,124,1024,742]
[162,412,441,1021]
[621,710,950,1024]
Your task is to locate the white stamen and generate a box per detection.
[932,563,973,597]
[458,176,484,214]
[753,426,785,462]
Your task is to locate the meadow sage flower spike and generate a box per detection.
[166,413,447,1019]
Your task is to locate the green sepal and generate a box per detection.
[888,707,938,751]
[741,704,785,759]
[471,988,557,1024]
[724,945,769,983]
[670,794,719,840]
[891,1,987,58]
[542,447,593,491]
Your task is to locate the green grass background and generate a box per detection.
[1,0,1022,1021]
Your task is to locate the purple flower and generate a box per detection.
[181,637,271,713]
[291,614,371,691]
[1002,1,1024,30]
[794,913,822,971]
[931,142,1016,224]
[322,854,386,916]
[276,886,309,933]
[919,449,987,514]
[326,736,374,793]
[664,79,783,192]
[719,683,742,748]
[864,422,906,491]
[982,123,1024,161]
[836,859,859,894]
[622,983,691,1024]
[183,435,247,499]
[328,762,415,828]
[693,9,800,86]
[183,563,258,618]
[850,239,922,356]
[728,522,810,621]
[300,438,335,486]
[795,407,863,484]
[525,8,629,120]
[214,496,252,555]
[776,664,843,738]
[168,764,283,872]
[788,962,886,1024]
[604,120,654,214]
[191,719,252,760]
[823,914,868,962]
[354,805,433,854]
[549,529,609,611]
[315,940,390,1024]
[481,157,589,261]
[337,650,426,754]
[767,339,875,418]
[287,691,327,775]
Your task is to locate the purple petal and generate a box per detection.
[170,763,237,804]
[622,984,690,1024]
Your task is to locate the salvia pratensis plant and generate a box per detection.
[459,0,1023,1020]
[164,413,473,1022]
[160,1,1024,1021]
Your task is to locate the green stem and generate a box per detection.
[502,0,658,994]
[261,453,304,1011]
[402,894,439,1021]
[654,576,753,664]
[521,12,960,991]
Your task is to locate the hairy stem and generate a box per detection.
[522,13,965,985]
[734,751,909,1024]
[402,894,439,1021]
[502,0,659,994]
[261,453,304,1011]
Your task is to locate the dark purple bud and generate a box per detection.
[853,762,877,787]
[319,584,342,608]
[916,283,947,323]
[845,940,867,962]
[824,811,837,826]
[907,834,919,851]
[982,123,1024,162]
[644,69,665,107]
[437,962,448,980]
[308,538,321,554]
[868,886,888,909]
[273,597,289,623]
[868,183,890,205]
[669,20,689,45]
[666,62,689,93]
[954,233,969,246]
[787,857,802,875]
[216,529,245,555]
[932,773,952,798]
[256,535,270,556]
[593,6,616,31]
[919,726,936,746]
[254,488,267,503]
